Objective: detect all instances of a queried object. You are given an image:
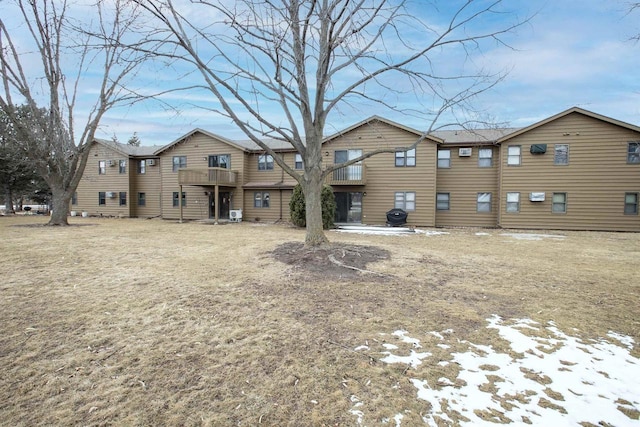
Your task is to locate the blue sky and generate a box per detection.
[4,0,639,146]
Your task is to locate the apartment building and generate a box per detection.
[73,107,640,231]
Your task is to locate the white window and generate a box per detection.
[552,193,567,213]
[138,160,146,174]
[394,192,415,211]
[554,144,569,165]
[436,193,450,211]
[477,193,492,212]
[478,148,492,167]
[507,146,521,166]
[506,192,520,213]
[437,150,450,168]
[294,154,303,170]
[98,160,106,175]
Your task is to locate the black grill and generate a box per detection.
[386,208,408,226]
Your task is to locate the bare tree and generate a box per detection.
[0,0,149,225]
[629,2,640,42]
[136,0,525,245]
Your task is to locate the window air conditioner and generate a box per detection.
[106,191,117,198]
[147,159,156,166]
[529,192,545,202]
[229,209,243,222]
[108,160,116,166]
[458,147,472,157]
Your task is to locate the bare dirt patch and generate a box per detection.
[271,242,391,280]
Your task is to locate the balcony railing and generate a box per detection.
[325,163,366,185]
[178,167,238,186]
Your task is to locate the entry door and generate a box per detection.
[334,192,363,223]
[209,191,231,219]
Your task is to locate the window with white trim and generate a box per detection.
[98,160,106,175]
[173,156,187,172]
[506,192,520,213]
[138,160,146,174]
[119,159,126,174]
[173,191,186,207]
[294,154,303,170]
[394,192,416,211]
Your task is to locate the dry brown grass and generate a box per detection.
[0,216,638,426]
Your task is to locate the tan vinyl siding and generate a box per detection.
[499,113,640,231]
[74,143,132,217]
[323,120,437,226]
[159,132,246,220]
[436,145,499,227]
[243,189,292,222]
[130,158,161,218]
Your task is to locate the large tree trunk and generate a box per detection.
[48,186,71,226]
[3,182,14,214]
[302,167,329,246]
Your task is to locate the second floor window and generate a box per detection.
[138,160,146,174]
[71,192,77,205]
[258,154,274,170]
[437,150,450,168]
[478,148,493,167]
[209,154,230,168]
[295,154,303,170]
[173,156,187,172]
[119,159,126,174]
[98,160,106,175]
[395,148,416,167]
[554,144,569,165]
[507,146,521,165]
[628,142,640,163]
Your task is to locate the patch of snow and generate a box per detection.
[436,344,450,349]
[383,343,399,350]
[475,232,490,236]
[354,345,369,351]
[500,232,566,240]
[349,395,364,425]
[414,229,449,236]
[392,330,422,348]
[361,317,640,426]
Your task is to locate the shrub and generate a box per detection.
[289,184,336,229]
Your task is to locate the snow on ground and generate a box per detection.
[353,316,639,426]
[500,233,566,241]
[332,226,448,236]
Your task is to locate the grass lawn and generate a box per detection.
[1,216,638,426]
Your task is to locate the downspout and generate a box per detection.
[179,184,183,223]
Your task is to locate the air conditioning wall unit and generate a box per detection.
[458,147,472,157]
[229,209,243,222]
[147,159,156,166]
[529,192,545,202]
[108,160,116,166]
[106,191,117,198]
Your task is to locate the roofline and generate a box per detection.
[93,138,130,157]
[497,107,640,143]
[154,128,250,155]
[324,115,443,144]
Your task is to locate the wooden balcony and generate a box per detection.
[178,167,238,186]
[325,163,366,186]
